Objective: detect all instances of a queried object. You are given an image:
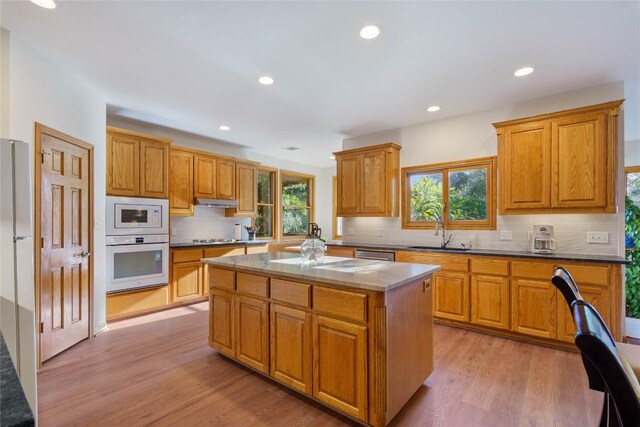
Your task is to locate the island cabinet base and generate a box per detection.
[207,264,435,427]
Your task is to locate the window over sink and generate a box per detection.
[402,156,497,230]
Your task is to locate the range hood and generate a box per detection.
[195,198,239,208]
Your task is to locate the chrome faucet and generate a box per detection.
[434,220,453,248]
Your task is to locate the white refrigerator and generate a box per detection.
[0,138,38,413]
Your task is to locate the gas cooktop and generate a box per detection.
[192,238,237,244]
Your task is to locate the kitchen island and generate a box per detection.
[203,252,440,427]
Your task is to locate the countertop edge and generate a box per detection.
[170,240,271,249]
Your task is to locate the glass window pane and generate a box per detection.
[282,176,309,207]
[257,171,272,204]
[283,207,310,236]
[628,172,640,207]
[449,168,487,221]
[448,168,487,221]
[409,172,443,221]
[256,205,273,238]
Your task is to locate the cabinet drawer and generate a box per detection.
[313,287,367,322]
[271,279,310,308]
[396,251,469,272]
[511,261,555,280]
[172,248,203,263]
[237,273,269,298]
[561,263,610,286]
[471,258,509,276]
[204,246,246,258]
[209,267,235,291]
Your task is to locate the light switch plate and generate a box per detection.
[587,231,608,244]
[500,230,512,241]
[376,229,382,237]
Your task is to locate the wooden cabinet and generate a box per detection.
[327,246,355,258]
[106,127,170,199]
[270,304,312,393]
[210,288,235,357]
[172,261,202,302]
[557,285,610,343]
[225,162,257,217]
[433,271,469,322]
[236,295,269,372]
[334,143,400,217]
[471,275,510,330]
[312,315,368,421]
[216,158,236,200]
[194,154,216,198]
[511,278,556,339]
[169,149,194,216]
[494,100,622,214]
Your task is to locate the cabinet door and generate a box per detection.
[171,261,202,302]
[216,159,236,200]
[336,154,360,215]
[270,304,312,394]
[511,278,556,339]
[500,122,551,211]
[235,163,257,216]
[552,112,607,208]
[139,138,169,199]
[556,285,610,343]
[433,271,470,322]
[361,150,386,214]
[210,288,235,357]
[236,295,269,373]
[194,155,216,198]
[312,315,367,421]
[471,275,510,330]
[107,133,139,196]
[169,150,194,216]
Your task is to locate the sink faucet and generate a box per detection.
[434,220,453,248]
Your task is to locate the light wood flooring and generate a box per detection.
[38,302,603,427]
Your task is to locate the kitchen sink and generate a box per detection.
[408,246,471,252]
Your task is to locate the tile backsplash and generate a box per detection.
[170,207,252,243]
[342,213,622,255]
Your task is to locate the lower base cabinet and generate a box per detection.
[312,315,368,422]
[433,272,469,322]
[511,278,556,339]
[210,289,235,357]
[270,304,312,394]
[556,285,610,343]
[172,261,202,301]
[236,295,269,373]
[471,274,510,330]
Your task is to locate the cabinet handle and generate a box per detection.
[423,279,431,292]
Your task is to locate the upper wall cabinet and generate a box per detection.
[334,143,401,217]
[169,149,194,216]
[494,100,623,214]
[225,162,257,217]
[106,126,171,199]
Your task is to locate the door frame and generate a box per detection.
[34,123,94,367]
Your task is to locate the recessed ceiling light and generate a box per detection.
[427,105,441,112]
[329,155,336,160]
[30,0,56,8]
[360,25,381,40]
[258,76,274,85]
[283,146,299,151]
[514,66,535,77]
[219,125,230,131]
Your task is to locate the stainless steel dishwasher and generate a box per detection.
[354,249,395,262]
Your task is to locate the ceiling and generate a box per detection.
[2,1,639,167]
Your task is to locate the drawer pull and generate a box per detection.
[423,279,431,292]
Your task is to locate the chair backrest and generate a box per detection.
[572,301,640,424]
[552,266,582,307]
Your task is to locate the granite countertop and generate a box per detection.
[0,333,35,427]
[326,241,629,264]
[202,252,440,292]
[170,240,271,249]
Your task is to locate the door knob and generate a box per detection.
[74,251,90,258]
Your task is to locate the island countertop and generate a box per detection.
[202,252,440,292]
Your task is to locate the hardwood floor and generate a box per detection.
[38,302,603,427]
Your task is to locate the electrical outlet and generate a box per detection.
[376,229,382,237]
[527,231,533,241]
[587,231,609,244]
[171,228,177,236]
[347,227,355,236]
[500,230,512,241]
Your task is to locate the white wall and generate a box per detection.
[625,78,640,166]
[342,82,625,256]
[1,31,107,411]
[107,117,336,239]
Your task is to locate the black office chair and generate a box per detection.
[551,266,582,307]
[572,301,640,427]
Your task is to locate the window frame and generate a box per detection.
[401,156,497,230]
[254,166,277,239]
[332,176,342,240]
[279,170,315,240]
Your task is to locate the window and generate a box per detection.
[402,157,496,230]
[332,176,343,239]
[280,171,315,238]
[255,168,276,239]
[627,166,640,207]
